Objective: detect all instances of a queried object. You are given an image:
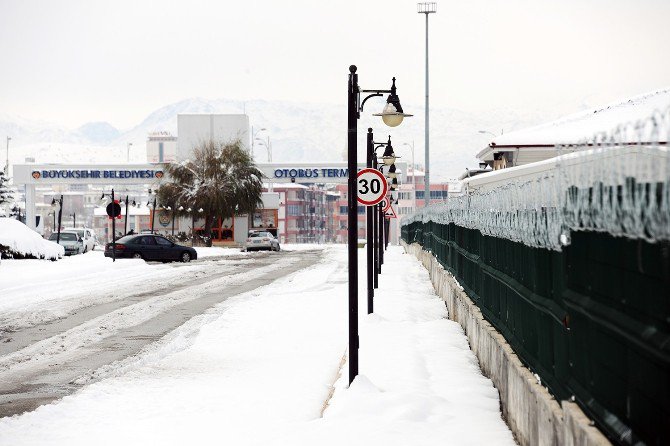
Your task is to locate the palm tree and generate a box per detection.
[157,139,264,246]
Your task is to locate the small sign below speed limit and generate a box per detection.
[356,168,388,206]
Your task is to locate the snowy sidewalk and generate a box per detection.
[0,246,515,445]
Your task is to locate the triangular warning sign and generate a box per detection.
[384,204,397,219]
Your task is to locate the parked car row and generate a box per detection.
[47,227,98,256]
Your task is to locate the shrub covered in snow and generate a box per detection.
[0,218,64,260]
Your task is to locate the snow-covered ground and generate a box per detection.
[0,248,253,329]
[0,246,514,445]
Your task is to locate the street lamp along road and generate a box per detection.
[50,195,64,244]
[255,135,274,192]
[251,127,267,159]
[5,136,11,175]
[366,131,398,315]
[347,65,411,385]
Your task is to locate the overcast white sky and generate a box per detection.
[1,0,669,129]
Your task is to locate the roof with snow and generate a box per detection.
[477,88,670,160]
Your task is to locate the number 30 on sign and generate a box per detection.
[356,168,388,206]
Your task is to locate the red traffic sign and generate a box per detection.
[385,204,397,219]
[106,200,122,219]
[382,195,392,212]
[356,168,388,206]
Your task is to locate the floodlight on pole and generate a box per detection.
[418,2,436,207]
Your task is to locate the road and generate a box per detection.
[0,249,323,417]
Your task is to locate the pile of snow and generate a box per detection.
[0,218,63,260]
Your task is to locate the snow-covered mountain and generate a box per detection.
[76,122,121,144]
[1,98,561,180]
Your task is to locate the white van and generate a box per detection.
[63,227,96,253]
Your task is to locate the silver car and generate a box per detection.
[48,231,83,256]
[244,231,280,252]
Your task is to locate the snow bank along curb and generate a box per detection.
[402,241,611,446]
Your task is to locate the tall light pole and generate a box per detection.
[5,136,11,175]
[251,127,267,159]
[126,142,133,163]
[255,136,273,192]
[418,2,436,207]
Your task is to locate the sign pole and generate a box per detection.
[56,195,63,244]
[111,189,116,262]
[151,197,157,234]
[124,195,129,235]
[366,128,374,314]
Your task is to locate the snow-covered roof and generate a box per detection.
[266,183,308,190]
[480,88,670,157]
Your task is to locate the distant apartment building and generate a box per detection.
[146,132,177,163]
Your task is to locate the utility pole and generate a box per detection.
[5,136,11,175]
[418,2,436,207]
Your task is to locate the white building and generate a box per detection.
[177,114,250,161]
[146,132,177,163]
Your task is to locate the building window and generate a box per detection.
[415,191,424,199]
[287,205,300,216]
[339,206,347,214]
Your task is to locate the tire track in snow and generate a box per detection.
[0,249,323,418]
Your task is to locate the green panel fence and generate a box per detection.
[402,221,669,446]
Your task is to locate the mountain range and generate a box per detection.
[0,98,565,180]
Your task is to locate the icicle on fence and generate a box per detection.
[404,107,670,251]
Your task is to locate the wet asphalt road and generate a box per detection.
[0,249,323,418]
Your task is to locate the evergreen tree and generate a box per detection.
[0,171,14,217]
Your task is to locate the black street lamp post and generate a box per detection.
[366,130,397,315]
[123,196,130,235]
[70,212,76,229]
[346,65,411,385]
[100,189,119,261]
[147,190,158,234]
[51,195,64,244]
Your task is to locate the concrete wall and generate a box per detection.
[402,241,611,446]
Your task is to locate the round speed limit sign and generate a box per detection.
[356,168,388,206]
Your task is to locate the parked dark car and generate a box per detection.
[104,234,197,262]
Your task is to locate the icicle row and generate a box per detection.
[404,107,670,251]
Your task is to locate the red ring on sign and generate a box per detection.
[356,168,389,206]
[382,196,392,212]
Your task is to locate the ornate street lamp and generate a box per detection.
[347,65,411,385]
[50,195,63,244]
